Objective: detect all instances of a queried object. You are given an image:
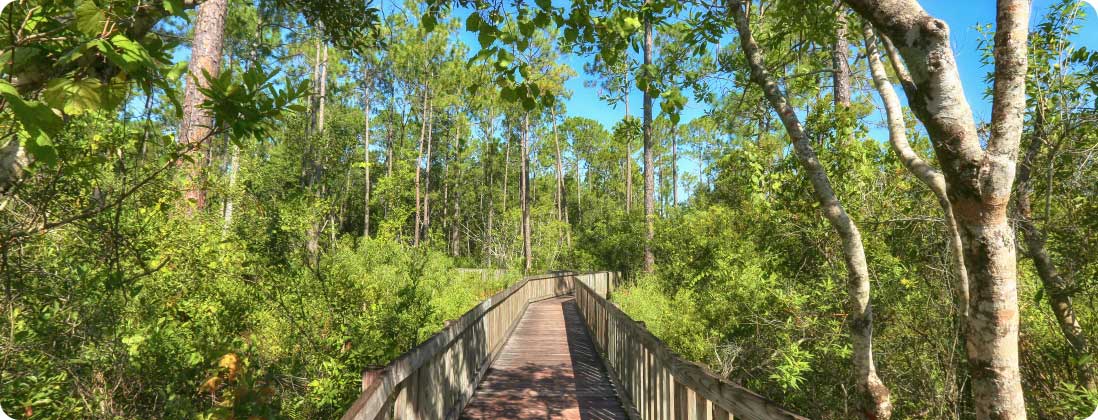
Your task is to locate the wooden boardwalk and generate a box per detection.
[460,296,629,420]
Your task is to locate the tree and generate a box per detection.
[842,0,1031,417]
[179,0,230,211]
[642,0,656,273]
[728,2,892,417]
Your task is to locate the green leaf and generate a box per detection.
[422,13,437,32]
[43,77,103,115]
[74,0,105,37]
[478,28,496,48]
[164,0,185,16]
[465,13,482,32]
[0,80,62,140]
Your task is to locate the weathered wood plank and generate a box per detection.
[460,296,629,419]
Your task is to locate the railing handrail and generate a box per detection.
[341,270,582,420]
[574,276,808,420]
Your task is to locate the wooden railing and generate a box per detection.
[575,273,808,420]
[341,271,576,420]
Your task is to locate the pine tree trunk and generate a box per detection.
[450,122,463,257]
[424,105,434,240]
[553,110,564,223]
[362,76,372,238]
[179,0,228,211]
[671,133,678,206]
[730,3,892,418]
[521,114,532,272]
[414,86,429,246]
[642,3,655,274]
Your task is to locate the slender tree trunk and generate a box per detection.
[730,3,892,418]
[317,42,328,134]
[503,124,510,213]
[671,132,678,207]
[1016,105,1094,390]
[865,26,971,411]
[362,76,372,238]
[521,114,532,272]
[414,86,429,246]
[865,26,970,324]
[642,3,655,273]
[221,144,239,234]
[179,0,228,211]
[451,122,463,257]
[424,106,434,239]
[844,1,1031,417]
[553,110,564,223]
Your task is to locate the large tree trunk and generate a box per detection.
[642,1,655,274]
[844,1,1030,418]
[729,3,892,418]
[521,114,532,272]
[1016,106,1093,390]
[179,0,229,211]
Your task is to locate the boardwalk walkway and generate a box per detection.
[460,296,629,420]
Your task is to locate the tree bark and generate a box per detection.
[1015,105,1094,390]
[521,114,532,272]
[671,132,678,207]
[414,86,429,246]
[642,0,656,274]
[553,110,564,223]
[729,3,892,418]
[844,1,1031,417]
[362,72,373,238]
[179,0,229,211]
[317,42,328,134]
[424,105,434,238]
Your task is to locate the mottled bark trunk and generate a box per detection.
[730,3,892,418]
[521,114,532,272]
[843,1,1030,417]
[1016,108,1093,390]
[179,0,228,211]
[642,2,655,274]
